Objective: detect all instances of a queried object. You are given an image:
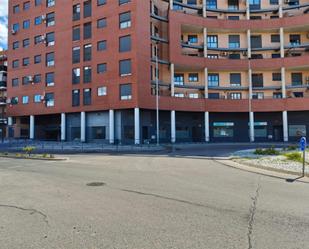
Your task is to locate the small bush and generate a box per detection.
[285,152,303,163]
[254,147,280,156]
[22,146,36,156]
[42,153,48,158]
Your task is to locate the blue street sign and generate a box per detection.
[300,137,307,151]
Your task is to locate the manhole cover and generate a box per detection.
[86,182,105,187]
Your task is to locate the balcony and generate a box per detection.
[0,81,6,90]
[0,97,6,106]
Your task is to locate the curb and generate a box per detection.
[215,159,309,184]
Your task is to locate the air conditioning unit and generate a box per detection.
[28,76,33,82]
[41,15,47,23]
[11,29,16,35]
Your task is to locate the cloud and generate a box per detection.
[0,0,8,50]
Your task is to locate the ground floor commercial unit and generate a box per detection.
[6,109,309,144]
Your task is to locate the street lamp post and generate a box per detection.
[155,43,160,146]
[248,57,254,143]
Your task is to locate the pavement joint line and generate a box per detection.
[247,180,261,249]
[215,159,309,184]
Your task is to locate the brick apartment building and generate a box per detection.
[6,0,309,143]
[0,51,7,140]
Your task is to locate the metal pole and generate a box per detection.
[155,43,160,146]
[1,106,4,143]
[248,57,254,142]
[303,149,305,177]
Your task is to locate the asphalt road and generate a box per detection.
[0,154,308,249]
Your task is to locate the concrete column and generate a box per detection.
[109,110,114,144]
[205,112,210,142]
[29,115,35,140]
[247,29,251,58]
[248,67,253,99]
[170,63,175,97]
[134,108,140,145]
[169,0,173,10]
[283,111,289,142]
[249,112,255,142]
[203,28,208,58]
[171,110,176,143]
[204,67,208,98]
[202,0,207,17]
[246,0,250,20]
[80,111,86,142]
[279,0,283,18]
[61,113,66,141]
[281,67,286,98]
[8,117,13,126]
[280,27,285,58]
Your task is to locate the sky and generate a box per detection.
[0,0,8,51]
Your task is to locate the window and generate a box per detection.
[208,73,219,87]
[273,92,282,99]
[22,76,30,85]
[83,88,92,105]
[12,78,19,87]
[252,92,264,99]
[46,32,55,46]
[120,84,132,100]
[98,86,107,96]
[45,93,55,107]
[174,74,184,85]
[119,0,131,5]
[291,73,303,86]
[23,57,30,66]
[12,23,19,32]
[46,12,55,27]
[97,18,107,28]
[11,97,18,105]
[72,47,80,63]
[98,0,106,6]
[73,4,81,21]
[35,0,42,6]
[290,34,301,46]
[119,59,131,76]
[33,74,41,83]
[206,0,217,9]
[34,94,42,103]
[207,35,218,48]
[46,52,55,67]
[97,63,107,74]
[22,96,29,104]
[35,16,42,25]
[251,35,262,49]
[272,73,281,81]
[209,93,220,99]
[229,92,242,99]
[83,44,92,61]
[270,0,279,4]
[83,22,92,39]
[84,1,92,18]
[119,35,131,52]
[23,39,30,48]
[228,0,239,10]
[252,74,264,88]
[72,68,80,84]
[45,72,55,86]
[188,35,198,44]
[13,5,20,13]
[34,55,41,64]
[249,0,261,10]
[188,73,198,82]
[119,12,131,29]
[72,89,80,106]
[13,41,19,50]
[12,60,19,68]
[228,35,240,48]
[189,93,199,99]
[83,67,92,83]
[289,125,306,137]
[34,35,42,44]
[47,0,55,7]
[174,93,185,98]
[97,40,107,51]
[23,20,30,29]
[271,34,280,43]
[230,73,241,86]
[213,122,234,138]
[72,26,80,41]
[23,2,30,10]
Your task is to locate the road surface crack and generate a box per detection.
[247,182,261,249]
[0,204,49,226]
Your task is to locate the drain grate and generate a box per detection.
[86,182,105,187]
